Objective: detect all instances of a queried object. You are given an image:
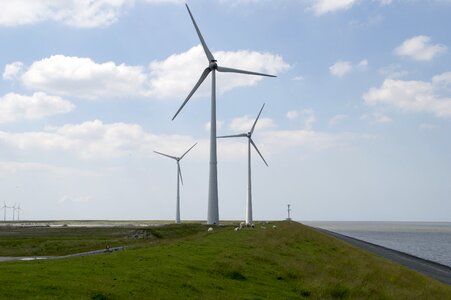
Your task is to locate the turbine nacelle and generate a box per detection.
[209,61,218,69]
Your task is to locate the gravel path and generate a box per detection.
[315,227,451,285]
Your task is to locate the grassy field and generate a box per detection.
[0,221,450,299]
[0,223,199,256]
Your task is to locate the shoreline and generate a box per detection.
[312,226,451,285]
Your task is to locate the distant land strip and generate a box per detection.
[312,226,451,285]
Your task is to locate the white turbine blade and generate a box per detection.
[217,133,247,139]
[250,103,265,135]
[173,68,211,120]
[250,138,268,167]
[178,163,184,186]
[154,151,177,160]
[185,4,215,62]
[217,66,276,78]
[180,142,197,160]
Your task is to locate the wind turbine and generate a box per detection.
[173,4,276,225]
[1,202,7,222]
[218,103,268,225]
[17,204,22,221]
[12,204,16,221]
[154,143,197,224]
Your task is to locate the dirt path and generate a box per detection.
[0,246,125,262]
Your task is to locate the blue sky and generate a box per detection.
[0,0,450,222]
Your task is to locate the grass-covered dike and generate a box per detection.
[0,221,450,299]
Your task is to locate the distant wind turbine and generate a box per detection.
[1,202,8,222]
[17,204,22,221]
[218,103,269,225]
[12,204,16,221]
[154,143,197,224]
[172,4,276,225]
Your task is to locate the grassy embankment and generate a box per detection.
[0,221,450,299]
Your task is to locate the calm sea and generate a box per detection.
[302,221,451,267]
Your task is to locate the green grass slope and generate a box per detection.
[0,222,450,299]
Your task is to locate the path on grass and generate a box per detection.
[0,246,125,262]
[315,227,451,285]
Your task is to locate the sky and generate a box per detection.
[0,0,450,222]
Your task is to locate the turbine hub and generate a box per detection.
[209,61,218,70]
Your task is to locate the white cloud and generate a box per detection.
[286,110,299,120]
[229,116,276,132]
[363,73,451,117]
[308,0,358,16]
[300,109,316,130]
[14,48,288,101]
[358,59,368,69]
[292,75,304,81]
[394,35,447,61]
[0,0,135,28]
[148,45,289,99]
[329,114,348,126]
[21,55,149,100]
[3,62,24,80]
[379,64,408,79]
[286,109,316,129]
[0,92,74,123]
[0,0,186,28]
[0,120,198,160]
[329,59,368,77]
[329,61,353,77]
[360,112,392,124]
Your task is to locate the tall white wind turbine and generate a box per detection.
[218,104,268,225]
[173,4,276,225]
[154,143,197,224]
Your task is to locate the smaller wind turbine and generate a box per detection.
[218,103,268,225]
[1,202,8,222]
[17,204,22,221]
[12,204,16,221]
[287,204,292,221]
[154,143,197,224]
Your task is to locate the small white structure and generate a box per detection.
[208,227,214,232]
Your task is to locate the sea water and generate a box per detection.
[302,221,451,267]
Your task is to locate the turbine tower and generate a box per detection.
[173,4,276,225]
[154,143,197,224]
[218,104,268,225]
